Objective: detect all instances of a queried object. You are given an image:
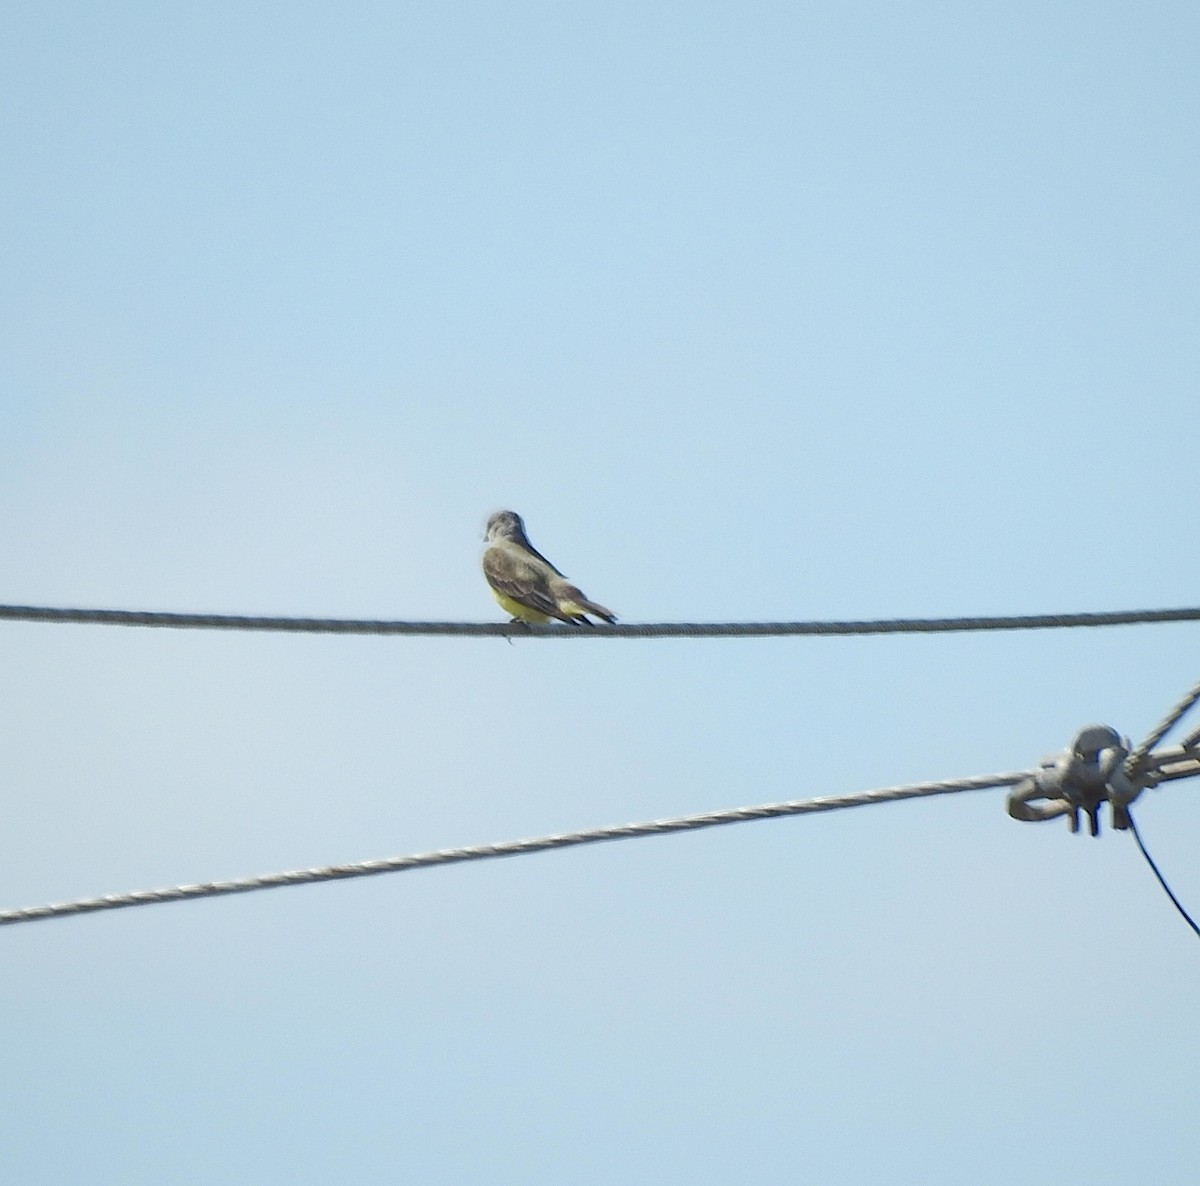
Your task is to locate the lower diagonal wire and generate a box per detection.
[1127,812,1200,940]
[0,769,1032,928]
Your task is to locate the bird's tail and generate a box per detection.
[577,599,617,625]
[557,586,617,624]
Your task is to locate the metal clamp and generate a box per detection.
[1007,726,1141,836]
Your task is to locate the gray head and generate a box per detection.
[484,509,527,544]
[483,510,565,575]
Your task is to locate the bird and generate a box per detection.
[482,510,617,625]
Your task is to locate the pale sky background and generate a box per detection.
[2,3,1199,1183]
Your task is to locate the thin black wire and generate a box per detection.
[1127,813,1200,940]
[2,603,1200,638]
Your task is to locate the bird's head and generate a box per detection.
[484,509,526,543]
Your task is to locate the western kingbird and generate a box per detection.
[482,510,617,625]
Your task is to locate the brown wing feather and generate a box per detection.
[482,547,574,622]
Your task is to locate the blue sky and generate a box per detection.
[2,3,1199,1182]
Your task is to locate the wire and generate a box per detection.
[1126,676,1200,779]
[2,603,1200,639]
[1122,675,1200,941]
[1127,813,1200,940]
[0,768,1034,928]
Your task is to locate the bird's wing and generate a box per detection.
[520,540,568,578]
[483,546,569,621]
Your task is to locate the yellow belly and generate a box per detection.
[492,589,551,623]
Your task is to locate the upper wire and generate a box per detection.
[2,603,1200,638]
